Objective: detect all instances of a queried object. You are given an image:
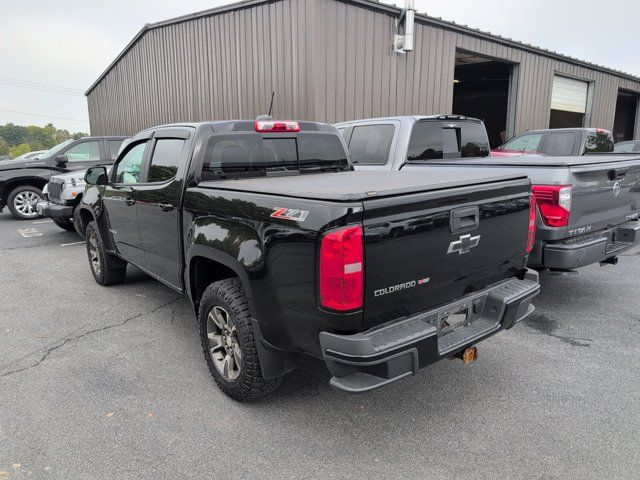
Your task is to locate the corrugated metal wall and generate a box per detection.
[88,0,316,135]
[312,0,640,135]
[87,0,640,138]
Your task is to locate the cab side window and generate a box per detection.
[65,141,101,162]
[115,142,147,184]
[148,139,186,183]
[348,124,395,165]
[501,133,543,152]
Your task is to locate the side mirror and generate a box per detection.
[85,166,108,186]
[55,154,69,166]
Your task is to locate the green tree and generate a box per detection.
[0,138,9,157]
[0,122,88,151]
[9,143,32,158]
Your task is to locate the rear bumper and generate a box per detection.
[319,270,540,394]
[36,200,73,219]
[540,220,640,270]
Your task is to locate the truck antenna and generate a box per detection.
[267,91,275,117]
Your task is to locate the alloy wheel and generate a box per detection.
[207,305,243,381]
[13,191,41,218]
[88,233,102,276]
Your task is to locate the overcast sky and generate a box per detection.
[1,0,638,132]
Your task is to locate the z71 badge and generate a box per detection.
[270,208,309,222]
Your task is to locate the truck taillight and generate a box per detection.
[526,193,536,254]
[254,120,300,132]
[319,225,364,311]
[531,185,572,227]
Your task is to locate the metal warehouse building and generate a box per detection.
[86,0,640,146]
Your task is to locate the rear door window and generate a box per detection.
[542,132,577,156]
[348,124,395,165]
[500,133,543,152]
[148,139,185,182]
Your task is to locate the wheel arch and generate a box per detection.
[187,245,254,317]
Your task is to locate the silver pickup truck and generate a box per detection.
[336,115,640,271]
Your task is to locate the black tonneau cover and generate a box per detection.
[197,170,527,202]
[417,154,640,168]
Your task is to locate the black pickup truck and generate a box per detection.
[0,136,127,219]
[77,119,540,400]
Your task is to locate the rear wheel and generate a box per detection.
[7,185,42,220]
[199,278,282,401]
[52,217,75,232]
[85,221,127,285]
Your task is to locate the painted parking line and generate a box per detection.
[18,228,42,238]
[32,220,54,225]
[60,241,84,247]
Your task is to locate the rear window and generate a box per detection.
[201,133,349,180]
[407,121,490,161]
[348,124,395,165]
[542,132,576,156]
[584,131,614,154]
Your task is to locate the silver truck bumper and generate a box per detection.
[319,270,540,394]
[543,220,640,270]
[36,200,73,219]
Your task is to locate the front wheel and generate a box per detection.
[7,185,42,220]
[85,221,127,285]
[199,278,282,401]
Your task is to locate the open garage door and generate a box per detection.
[452,51,516,148]
[613,89,639,143]
[549,76,589,128]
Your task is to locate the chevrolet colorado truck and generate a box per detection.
[0,136,127,220]
[337,116,640,272]
[77,119,539,400]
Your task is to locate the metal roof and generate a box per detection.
[85,0,640,95]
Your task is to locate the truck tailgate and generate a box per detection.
[362,178,531,329]
[568,158,640,232]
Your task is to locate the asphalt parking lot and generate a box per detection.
[1,210,639,479]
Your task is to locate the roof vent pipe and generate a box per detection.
[394,0,416,53]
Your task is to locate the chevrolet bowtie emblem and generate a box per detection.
[447,234,481,255]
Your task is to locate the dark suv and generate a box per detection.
[0,136,127,219]
[491,128,614,157]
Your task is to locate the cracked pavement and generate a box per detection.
[1,211,640,479]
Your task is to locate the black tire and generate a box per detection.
[72,206,84,237]
[7,185,42,220]
[199,278,282,401]
[85,221,127,286]
[52,217,75,232]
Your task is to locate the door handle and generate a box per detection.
[124,196,135,206]
[158,202,174,212]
